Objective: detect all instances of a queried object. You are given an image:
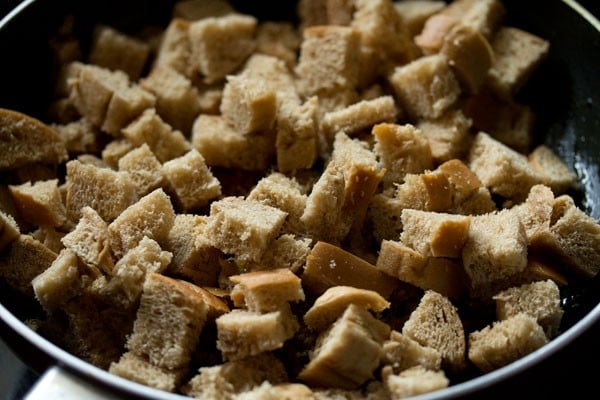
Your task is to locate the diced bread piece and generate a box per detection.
[436,159,489,209]
[256,22,301,69]
[140,66,202,135]
[384,365,449,398]
[394,171,452,213]
[240,54,299,104]
[488,27,550,99]
[440,0,505,38]
[89,25,150,81]
[216,305,299,361]
[0,210,20,252]
[153,18,191,76]
[109,351,187,392]
[468,132,542,201]
[122,108,190,163]
[468,313,548,372]
[462,209,528,298]
[376,240,426,281]
[9,179,67,228]
[298,304,390,390]
[494,280,563,339]
[402,291,466,371]
[188,14,257,83]
[32,249,83,313]
[101,138,135,168]
[296,26,361,96]
[373,122,433,188]
[126,273,208,370]
[162,149,221,211]
[304,286,390,332]
[61,206,114,274]
[172,0,234,20]
[522,257,568,287]
[528,145,578,195]
[394,1,446,37]
[207,197,287,263]
[192,114,275,171]
[166,214,222,286]
[0,234,57,296]
[53,118,102,155]
[0,108,68,170]
[367,193,405,243]
[107,188,176,258]
[510,184,554,247]
[65,159,138,222]
[302,241,399,298]
[236,382,315,400]
[382,330,442,373]
[417,110,472,163]
[182,353,288,400]
[415,14,459,55]
[322,96,398,139]
[243,234,312,274]
[118,144,164,197]
[229,268,305,312]
[388,54,461,120]
[220,75,277,135]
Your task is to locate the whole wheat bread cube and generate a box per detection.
[109,351,187,392]
[240,54,299,104]
[126,273,208,370]
[117,144,164,197]
[322,96,398,139]
[53,117,102,155]
[122,108,190,163]
[153,18,191,77]
[242,234,313,274]
[9,179,67,228]
[388,54,461,120]
[89,24,150,81]
[402,291,466,372]
[367,194,406,243]
[415,14,460,55]
[107,188,176,258]
[255,21,301,69]
[32,249,83,313]
[439,0,505,38]
[229,268,304,312]
[468,313,548,373]
[382,330,442,373]
[394,0,446,37]
[188,14,257,84]
[384,365,449,399]
[140,66,202,135]
[65,160,138,223]
[528,145,578,195]
[275,98,319,173]
[101,84,156,137]
[394,171,452,213]
[417,110,472,163]
[0,210,20,252]
[510,184,554,247]
[101,138,135,168]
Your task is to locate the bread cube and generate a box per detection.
[528,145,578,195]
[322,96,399,139]
[244,234,313,274]
[275,98,319,172]
[394,1,446,37]
[109,352,187,392]
[108,188,176,258]
[367,194,406,243]
[468,313,548,372]
[101,138,135,168]
[395,171,452,213]
[229,268,304,312]
[53,117,102,155]
[122,108,190,163]
[153,18,191,76]
[510,184,554,247]
[255,22,301,69]
[32,249,82,313]
[0,210,20,252]
[384,366,449,399]
[118,144,164,197]
[102,84,156,136]
[415,14,460,55]
[89,24,150,81]
[188,14,257,83]
[65,160,138,222]
[417,110,472,163]
[9,179,66,228]
[382,330,442,373]
[388,55,461,120]
[440,0,505,38]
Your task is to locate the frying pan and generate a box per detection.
[0,0,599,399]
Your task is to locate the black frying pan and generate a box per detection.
[0,1,599,399]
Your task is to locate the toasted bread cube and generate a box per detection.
[242,234,312,275]
[440,0,505,38]
[89,25,150,81]
[188,14,257,83]
[376,240,426,279]
[172,0,234,20]
[102,84,156,136]
[401,209,471,258]
[9,179,66,228]
[61,206,114,274]
[220,75,277,135]
[109,352,186,392]
[0,210,20,252]
[162,149,221,211]
[154,18,191,76]
[108,188,176,258]
[415,14,460,55]
[247,172,308,234]
[53,117,102,155]
[127,273,208,369]
[241,54,299,103]
[296,26,361,96]
[468,314,548,372]
[373,123,433,187]
[192,114,275,171]
[298,304,390,390]
[394,171,452,213]
[101,138,135,168]
[256,22,301,69]
[304,286,390,332]
[166,214,222,286]
[462,209,528,298]
[382,331,442,373]
[0,234,57,296]
[510,184,554,247]
[235,382,315,400]
[229,268,304,312]
[140,66,202,135]
[118,144,164,197]
[494,280,563,339]
[322,96,398,139]
[384,366,449,398]
[216,306,299,360]
[367,194,406,243]
[394,1,446,37]
[402,291,466,372]
[207,196,287,263]
[32,228,65,257]
[122,108,190,163]
[417,110,472,163]
[276,98,319,173]
[522,257,568,287]
[468,132,541,201]
[528,145,578,195]
[32,249,82,313]
[182,353,288,400]
[388,55,461,120]
[302,241,399,298]
[488,27,550,99]
[65,160,138,222]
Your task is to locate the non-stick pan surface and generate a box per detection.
[0,1,599,399]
